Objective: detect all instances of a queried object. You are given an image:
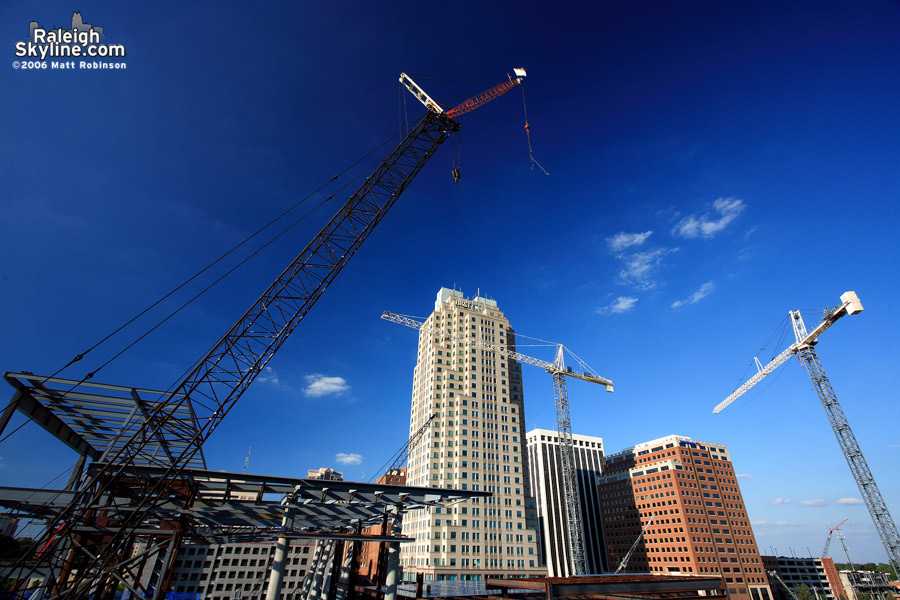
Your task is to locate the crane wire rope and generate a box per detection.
[0,127,407,441]
[106,143,408,414]
[520,84,548,175]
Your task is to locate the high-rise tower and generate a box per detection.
[400,288,546,581]
[526,429,608,576]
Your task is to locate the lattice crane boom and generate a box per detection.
[713,291,900,578]
[380,310,613,575]
[381,312,613,390]
[399,71,526,119]
[11,68,531,599]
[387,412,437,475]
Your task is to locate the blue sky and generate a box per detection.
[1,1,898,564]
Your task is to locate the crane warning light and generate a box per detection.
[514,67,527,77]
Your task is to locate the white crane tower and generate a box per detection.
[713,291,900,577]
[382,310,613,576]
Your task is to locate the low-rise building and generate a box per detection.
[762,555,845,600]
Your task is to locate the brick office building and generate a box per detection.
[598,435,772,600]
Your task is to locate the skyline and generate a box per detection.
[1,0,898,566]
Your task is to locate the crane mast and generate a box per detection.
[551,346,586,575]
[823,519,848,557]
[381,310,613,575]
[714,292,900,577]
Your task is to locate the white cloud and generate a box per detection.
[617,247,677,290]
[607,231,653,252]
[751,520,803,527]
[889,444,899,448]
[771,497,791,505]
[256,366,280,385]
[837,497,863,505]
[304,374,350,397]
[672,281,715,308]
[672,197,746,238]
[801,499,827,507]
[598,296,638,315]
[736,473,754,479]
[335,452,363,465]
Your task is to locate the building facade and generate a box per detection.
[307,467,343,481]
[358,468,408,583]
[167,540,319,600]
[400,288,545,581]
[762,555,845,600]
[526,428,608,576]
[598,435,772,600]
[838,569,895,600]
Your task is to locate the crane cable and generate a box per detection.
[0,127,410,443]
[521,84,549,175]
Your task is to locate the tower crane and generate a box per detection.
[7,70,527,600]
[823,519,848,558]
[713,291,900,578]
[381,310,613,576]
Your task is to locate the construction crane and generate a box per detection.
[768,570,800,600]
[713,291,900,578]
[823,519,848,557]
[615,514,655,574]
[8,71,526,600]
[381,310,613,576]
[243,446,253,474]
[371,412,438,482]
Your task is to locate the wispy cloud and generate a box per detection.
[672,197,746,239]
[607,231,653,252]
[672,281,715,308]
[617,247,677,290]
[736,473,754,479]
[335,452,363,465]
[889,444,899,448]
[598,296,638,315]
[751,520,803,527]
[304,374,350,397]
[771,497,791,505]
[801,499,827,507]
[837,497,863,505]
[256,366,280,385]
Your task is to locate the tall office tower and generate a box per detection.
[526,429,608,576]
[400,288,546,581]
[598,435,772,600]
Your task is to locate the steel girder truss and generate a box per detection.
[6,110,459,599]
[2,372,205,471]
[0,470,488,598]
